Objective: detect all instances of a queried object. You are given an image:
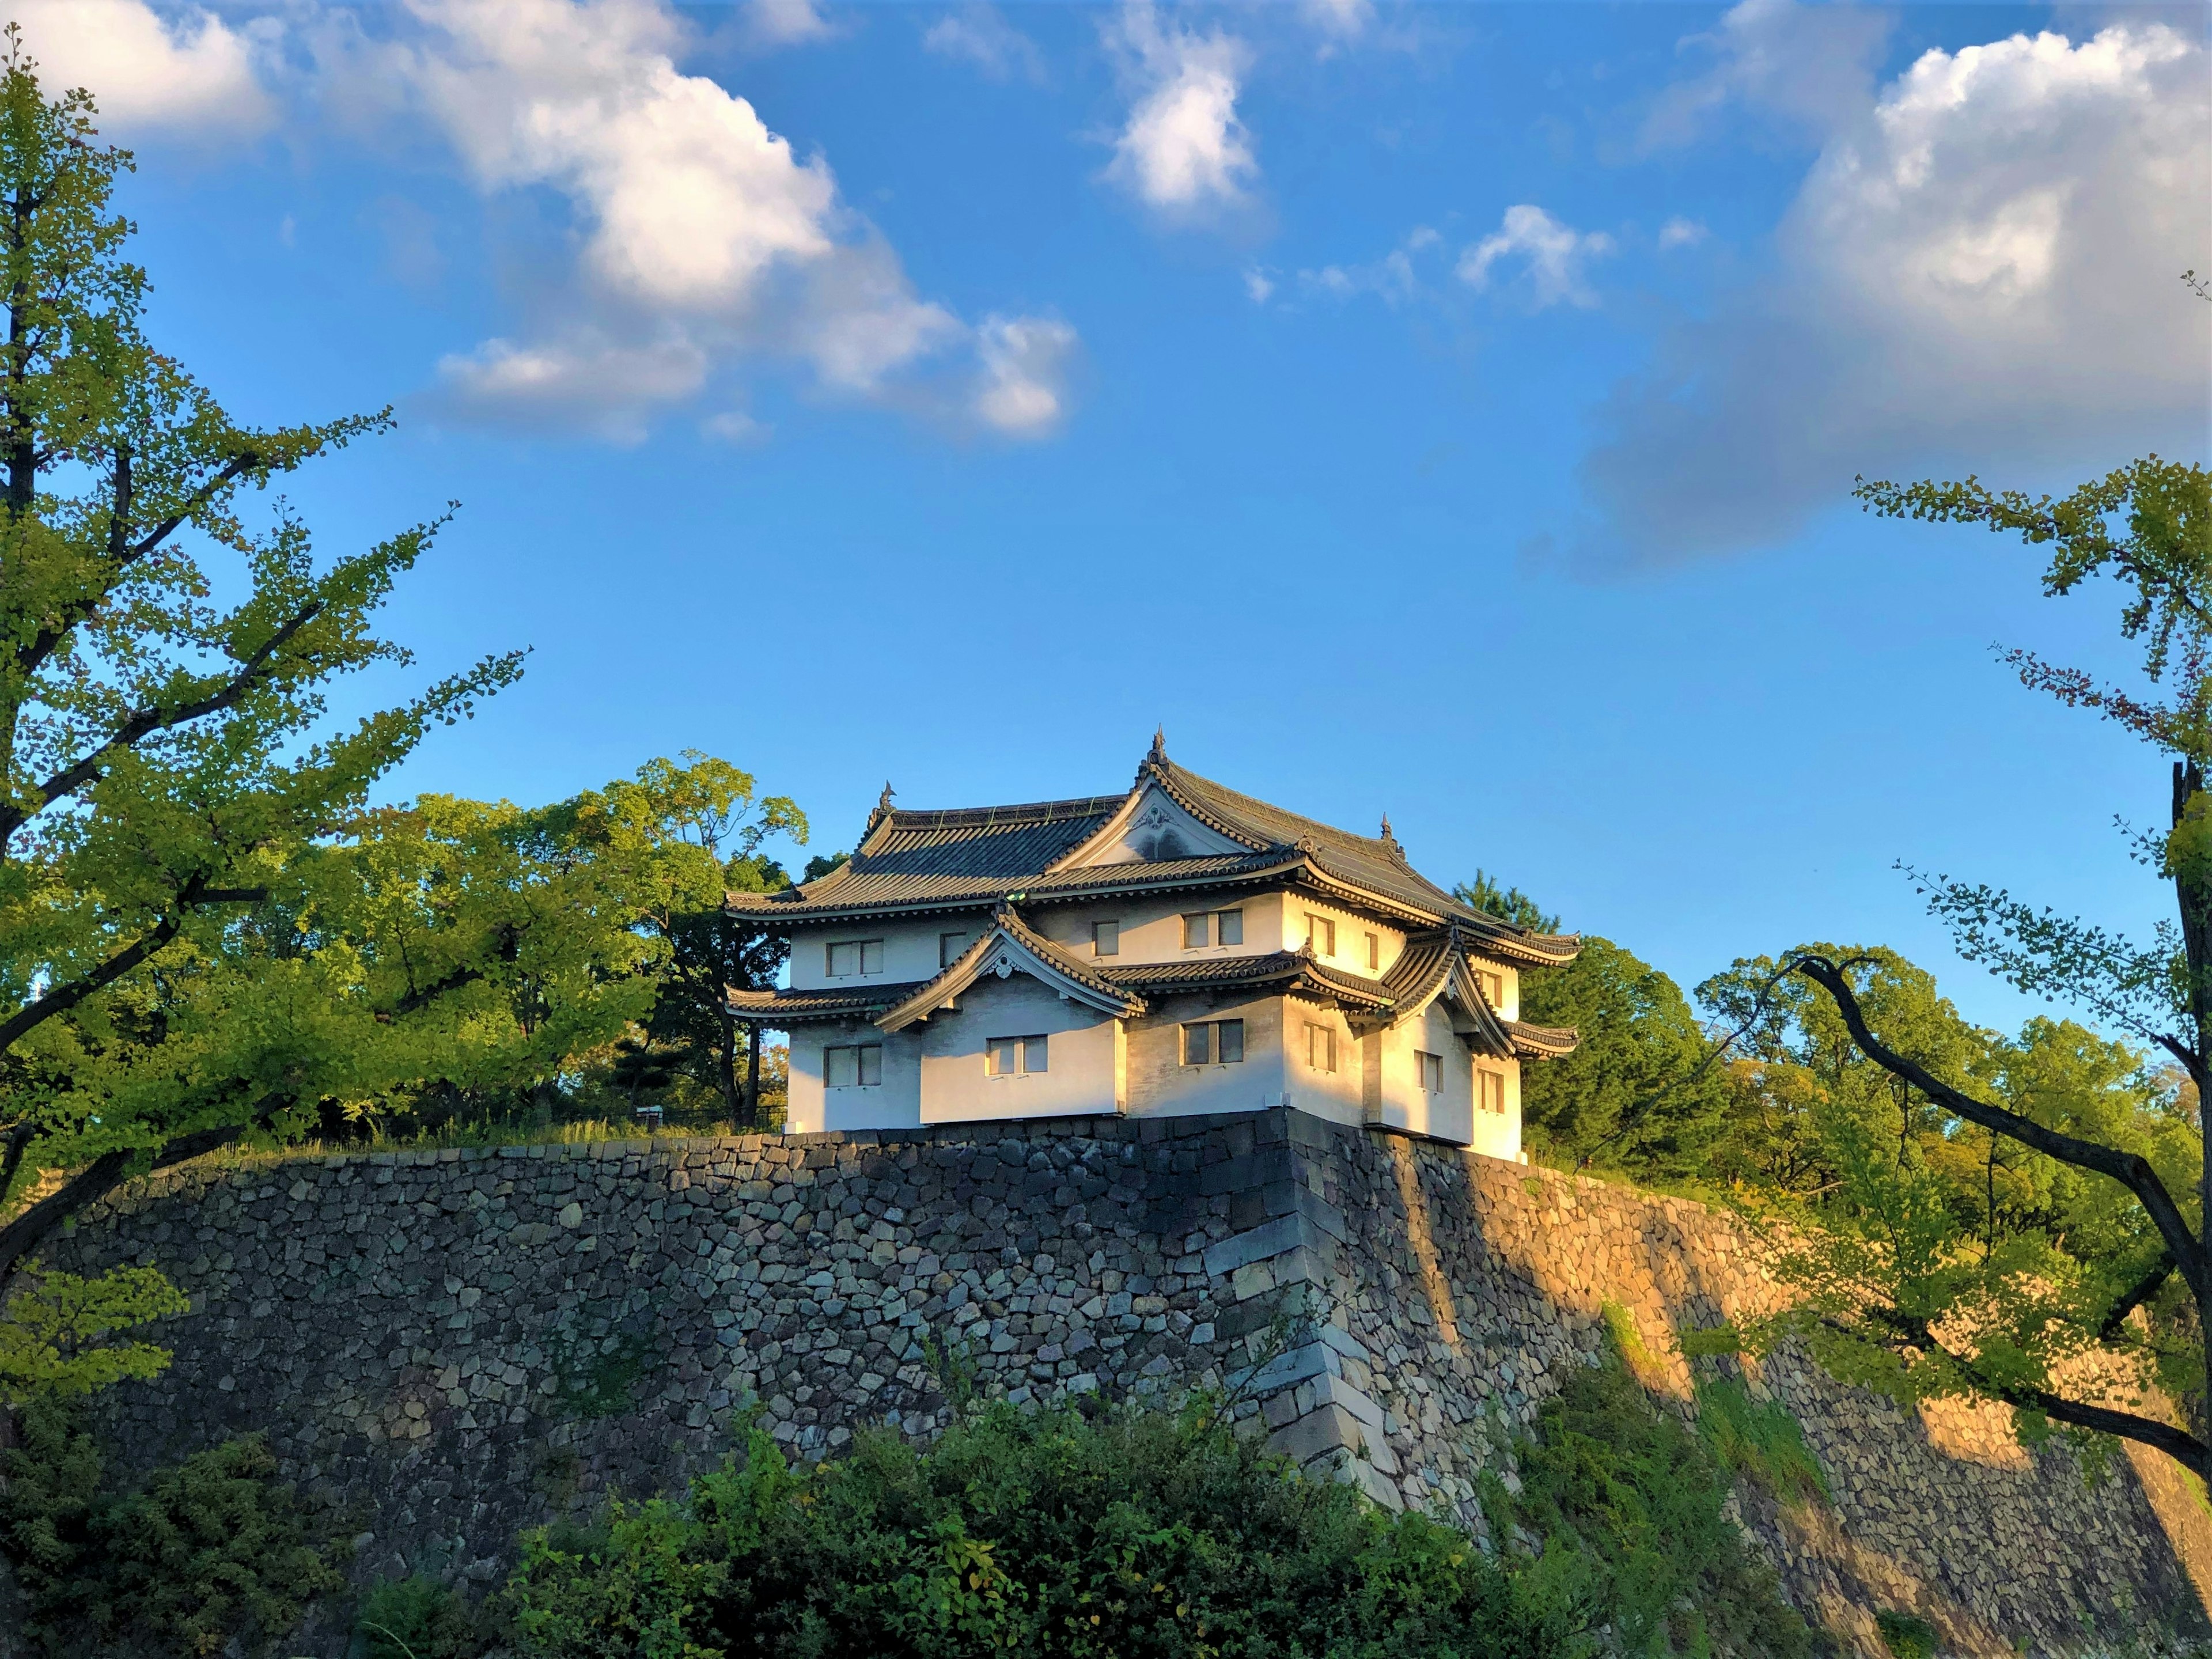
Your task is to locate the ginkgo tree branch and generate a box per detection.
[1791,953,2210,1304]
[0,598,325,842]
[9,446,266,685]
[2100,1252,2176,1342]
[0,872,270,1052]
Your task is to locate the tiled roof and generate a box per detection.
[724,744,1581,971]
[724,982,927,1024]
[1505,1020,1579,1058]
[1096,949,1394,1011]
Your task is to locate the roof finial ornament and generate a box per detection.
[1380,812,1404,858]
[1149,725,1167,766]
[878,780,895,815]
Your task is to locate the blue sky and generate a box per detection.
[24,0,2211,1032]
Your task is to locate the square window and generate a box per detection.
[987,1037,1019,1077]
[1093,919,1121,957]
[1021,1035,1049,1073]
[827,940,884,978]
[1366,932,1380,971]
[1479,969,1504,1009]
[1305,915,1336,956]
[1305,1022,1337,1072]
[1217,1018,1245,1064]
[1181,1020,1246,1066]
[1215,908,1243,945]
[1183,912,1211,949]
[940,931,969,969]
[1418,1050,1442,1093]
[1182,1022,1213,1065]
[1479,1070,1507,1113]
[825,1044,881,1088]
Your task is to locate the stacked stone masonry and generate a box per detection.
[47,1109,2212,1657]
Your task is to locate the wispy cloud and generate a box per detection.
[1642,0,1892,149]
[1103,1,1256,217]
[1457,206,1614,308]
[923,5,1046,84]
[1657,216,1707,251]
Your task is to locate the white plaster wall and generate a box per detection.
[1282,1001,1365,1128]
[787,916,994,991]
[786,1021,924,1134]
[1281,895,1406,980]
[1467,1055,1522,1161]
[1467,955,1521,1021]
[917,975,1123,1124]
[1026,892,1289,970]
[1373,1002,1475,1146]
[1062,785,1247,866]
[1124,991,1292,1119]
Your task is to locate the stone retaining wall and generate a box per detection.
[46,1109,2212,1656]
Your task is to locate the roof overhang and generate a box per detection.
[875,905,1145,1033]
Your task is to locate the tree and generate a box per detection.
[1764,440,2212,1482]
[0,51,520,1393]
[1518,936,1734,1179]
[562,754,806,1127]
[1454,871,1559,934]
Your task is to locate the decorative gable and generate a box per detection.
[1058,785,1249,869]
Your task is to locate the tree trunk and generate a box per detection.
[2171,760,2212,1416]
[745,1021,763,1130]
[715,996,743,1124]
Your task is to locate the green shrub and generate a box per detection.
[500,1396,1577,1658]
[353,1574,487,1659]
[1876,1609,1938,1659]
[1499,1355,1828,1659]
[1694,1377,1831,1507]
[0,1395,347,1657]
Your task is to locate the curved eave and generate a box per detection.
[725,983,925,1027]
[1506,1020,1578,1060]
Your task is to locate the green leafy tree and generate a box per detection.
[1518,936,1734,1179]
[560,753,806,1126]
[0,50,520,1389]
[1770,434,2212,1482]
[1454,871,1559,934]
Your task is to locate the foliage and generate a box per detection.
[1744,441,2212,1481]
[1455,872,1559,935]
[1495,1354,1826,1659]
[1697,946,2202,1469]
[0,48,520,1355]
[0,1395,346,1656]
[1691,1378,1829,1509]
[354,1574,486,1659]
[801,850,851,885]
[1518,938,1734,1179]
[1873,1610,1937,1659]
[0,1261,187,1399]
[500,1398,1579,1659]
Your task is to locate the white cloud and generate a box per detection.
[1580,23,2212,565]
[1243,266,1277,304]
[1300,226,1439,305]
[435,332,709,444]
[1303,0,1373,46]
[1104,1,1257,215]
[1643,0,1893,149]
[703,408,771,444]
[1657,216,1707,251]
[923,5,1047,84]
[351,0,1070,441]
[9,0,274,136]
[973,315,1078,436]
[738,0,836,51]
[1457,206,1614,308]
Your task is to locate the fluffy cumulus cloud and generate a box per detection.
[1103,1,1257,215]
[1578,17,2212,566]
[358,0,1072,440]
[923,5,1047,84]
[1457,206,1614,308]
[10,0,274,135]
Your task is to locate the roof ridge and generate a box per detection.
[880,793,1126,830]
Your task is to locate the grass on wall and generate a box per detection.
[1694,1375,1831,1508]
